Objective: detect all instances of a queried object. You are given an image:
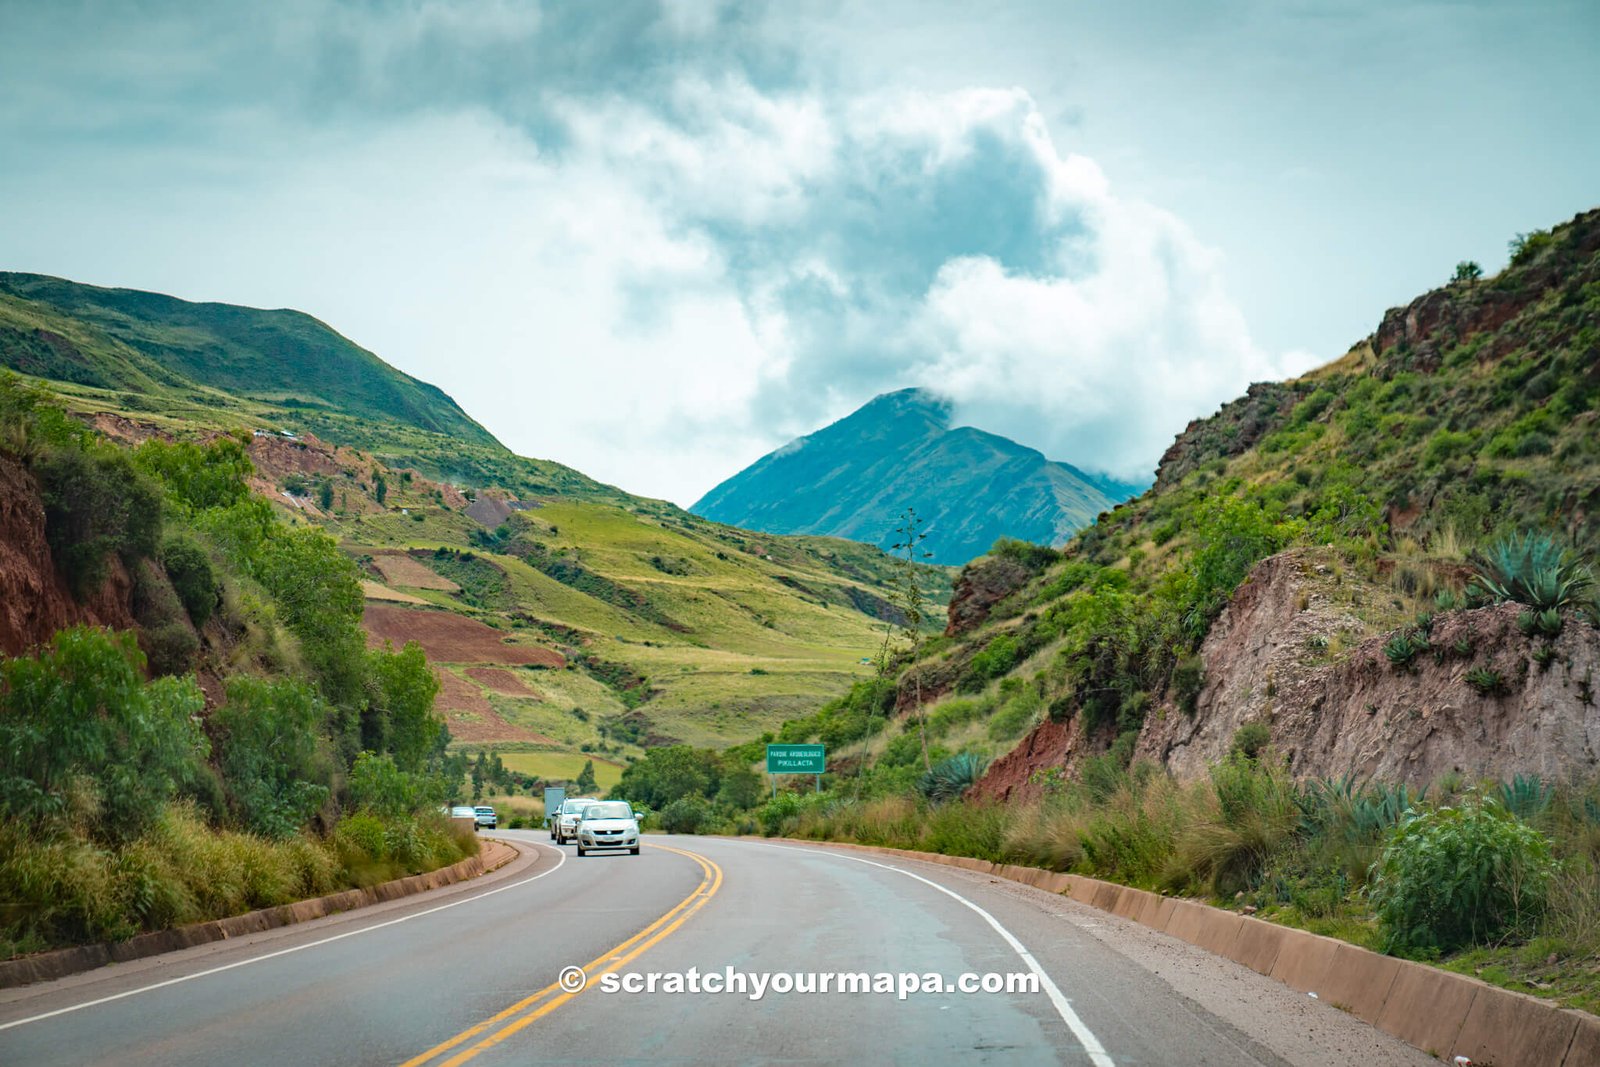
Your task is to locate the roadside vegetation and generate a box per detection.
[0,376,473,959]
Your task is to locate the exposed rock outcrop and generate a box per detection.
[1153,382,1304,490]
[1141,551,1600,786]
[0,454,136,656]
[945,555,1035,637]
[979,549,1600,794]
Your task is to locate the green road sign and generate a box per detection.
[766,743,825,774]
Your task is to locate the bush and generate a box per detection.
[35,445,163,596]
[1172,656,1205,715]
[988,690,1041,741]
[0,628,207,842]
[214,677,335,838]
[966,634,1020,686]
[140,621,200,678]
[162,535,220,627]
[1369,796,1556,954]
[659,795,713,834]
[989,538,1059,570]
[1230,722,1272,761]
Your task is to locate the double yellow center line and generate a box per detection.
[399,844,723,1067]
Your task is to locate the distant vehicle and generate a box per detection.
[575,801,641,856]
[449,805,477,821]
[553,797,599,844]
[543,786,566,836]
[473,805,497,830]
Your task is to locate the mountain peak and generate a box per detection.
[693,388,1130,565]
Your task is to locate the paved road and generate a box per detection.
[0,833,1433,1065]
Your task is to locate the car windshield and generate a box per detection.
[582,803,632,820]
[561,799,596,813]
[474,807,493,813]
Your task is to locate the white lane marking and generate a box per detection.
[747,841,1116,1067]
[0,838,566,1032]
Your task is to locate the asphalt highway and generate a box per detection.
[0,832,1435,1065]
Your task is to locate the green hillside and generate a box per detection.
[0,272,494,444]
[0,273,636,504]
[0,274,951,763]
[694,387,1133,565]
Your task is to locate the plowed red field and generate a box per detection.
[362,604,564,667]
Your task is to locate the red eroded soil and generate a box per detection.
[464,667,538,697]
[362,604,564,667]
[433,671,555,743]
[0,455,138,656]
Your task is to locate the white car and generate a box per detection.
[575,801,641,856]
[553,797,599,844]
[473,805,497,830]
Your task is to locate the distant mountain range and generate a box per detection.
[693,388,1144,565]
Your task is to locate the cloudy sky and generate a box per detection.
[2,2,1596,505]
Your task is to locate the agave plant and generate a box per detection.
[1497,774,1554,820]
[1468,532,1594,612]
[917,752,989,802]
[1383,630,1430,670]
[1465,666,1509,696]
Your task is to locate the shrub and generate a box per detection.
[214,677,335,838]
[659,795,713,834]
[1369,796,1556,954]
[966,634,1020,686]
[989,538,1060,570]
[1172,656,1205,715]
[140,622,200,678]
[35,445,163,596]
[1230,722,1272,761]
[0,628,207,842]
[162,535,220,627]
[988,690,1041,741]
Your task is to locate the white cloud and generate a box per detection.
[0,3,1326,504]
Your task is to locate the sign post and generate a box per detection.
[766,743,825,794]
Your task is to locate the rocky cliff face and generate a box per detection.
[976,548,1600,794]
[944,554,1038,637]
[0,454,136,656]
[1137,551,1599,786]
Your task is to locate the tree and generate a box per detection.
[471,751,488,802]
[890,507,935,772]
[317,478,334,510]
[575,759,598,794]
[1452,260,1483,284]
[374,473,388,506]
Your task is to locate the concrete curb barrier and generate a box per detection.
[0,838,519,991]
[776,838,1595,1066]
